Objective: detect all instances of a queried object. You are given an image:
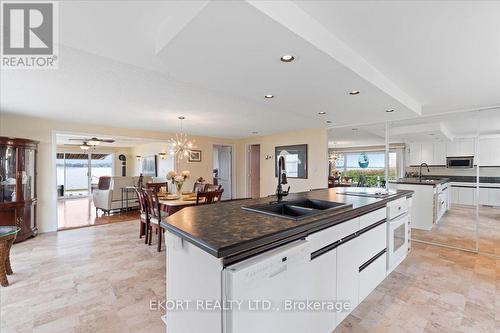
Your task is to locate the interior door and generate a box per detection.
[215,145,232,200]
[249,145,260,198]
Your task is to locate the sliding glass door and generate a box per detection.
[56,152,114,197]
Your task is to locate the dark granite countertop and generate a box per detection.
[161,188,413,262]
[389,177,450,186]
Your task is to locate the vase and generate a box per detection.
[176,183,183,197]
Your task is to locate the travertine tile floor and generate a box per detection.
[412,205,500,255]
[1,220,499,333]
[1,221,165,333]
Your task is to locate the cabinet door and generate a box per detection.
[420,143,433,164]
[479,188,489,206]
[458,187,475,206]
[408,143,421,166]
[451,187,460,204]
[433,142,446,165]
[493,138,500,166]
[489,188,500,207]
[446,141,460,157]
[336,237,361,325]
[460,138,475,156]
[478,139,491,166]
[308,250,337,332]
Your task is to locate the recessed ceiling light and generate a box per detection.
[280,55,295,62]
[264,94,274,99]
[385,109,395,113]
[352,128,359,131]
[318,111,326,115]
[349,90,360,95]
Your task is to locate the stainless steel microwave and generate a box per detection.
[446,156,474,168]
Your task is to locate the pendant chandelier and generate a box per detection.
[168,116,196,160]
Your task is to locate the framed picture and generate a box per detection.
[275,144,308,179]
[188,150,202,162]
[141,155,157,177]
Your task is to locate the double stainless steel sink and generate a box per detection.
[242,199,352,221]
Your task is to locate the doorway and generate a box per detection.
[213,144,233,200]
[247,144,260,198]
[56,152,114,198]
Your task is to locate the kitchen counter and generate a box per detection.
[390,177,450,186]
[161,188,413,261]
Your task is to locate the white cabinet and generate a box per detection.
[408,143,421,166]
[432,142,447,165]
[451,187,459,205]
[407,142,447,166]
[488,188,500,206]
[447,138,475,157]
[308,249,337,332]
[359,253,387,302]
[420,143,433,164]
[479,138,500,166]
[457,187,475,206]
[336,237,361,325]
[479,188,489,205]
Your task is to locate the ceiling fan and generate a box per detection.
[66,137,115,150]
[68,137,115,145]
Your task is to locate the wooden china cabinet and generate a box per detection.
[0,137,38,242]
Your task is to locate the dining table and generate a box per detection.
[159,197,199,215]
[158,190,221,215]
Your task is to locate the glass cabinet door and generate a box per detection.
[21,148,36,201]
[0,146,17,203]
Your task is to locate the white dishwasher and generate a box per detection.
[222,240,311,333]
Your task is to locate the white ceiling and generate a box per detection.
[1,1,499,139]
[294,0,500,115]
[329,107,500,147]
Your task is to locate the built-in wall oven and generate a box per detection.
[387,199,409,274]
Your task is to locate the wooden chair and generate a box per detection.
[135,188,149,244]
[206,184,222,192]
[144,188,166,252]
[193,181,207,193]
[196,191,219,205]
[146,182,168,193]
[214,189,224,202]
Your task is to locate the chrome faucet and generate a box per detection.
[276,155,290,202]
[419,163,430,182]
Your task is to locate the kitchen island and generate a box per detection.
[389,178,449,230]
[161,188,413,333]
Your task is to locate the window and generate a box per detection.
[330,150,402,187]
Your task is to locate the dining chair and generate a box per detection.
[214,189,224,202]
[206,184,222,192]
[146,182,168,193]
[193,181,208,193]
[196,191,219,205]
[144,188,167,252]
[135,188,150,244]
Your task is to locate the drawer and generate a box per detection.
[307,217,359,253]
[359,252,387,302]
[359,208,386,229]
[387,198,408,220]
[357,222,386,266]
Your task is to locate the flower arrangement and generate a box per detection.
[167,170,191,194]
